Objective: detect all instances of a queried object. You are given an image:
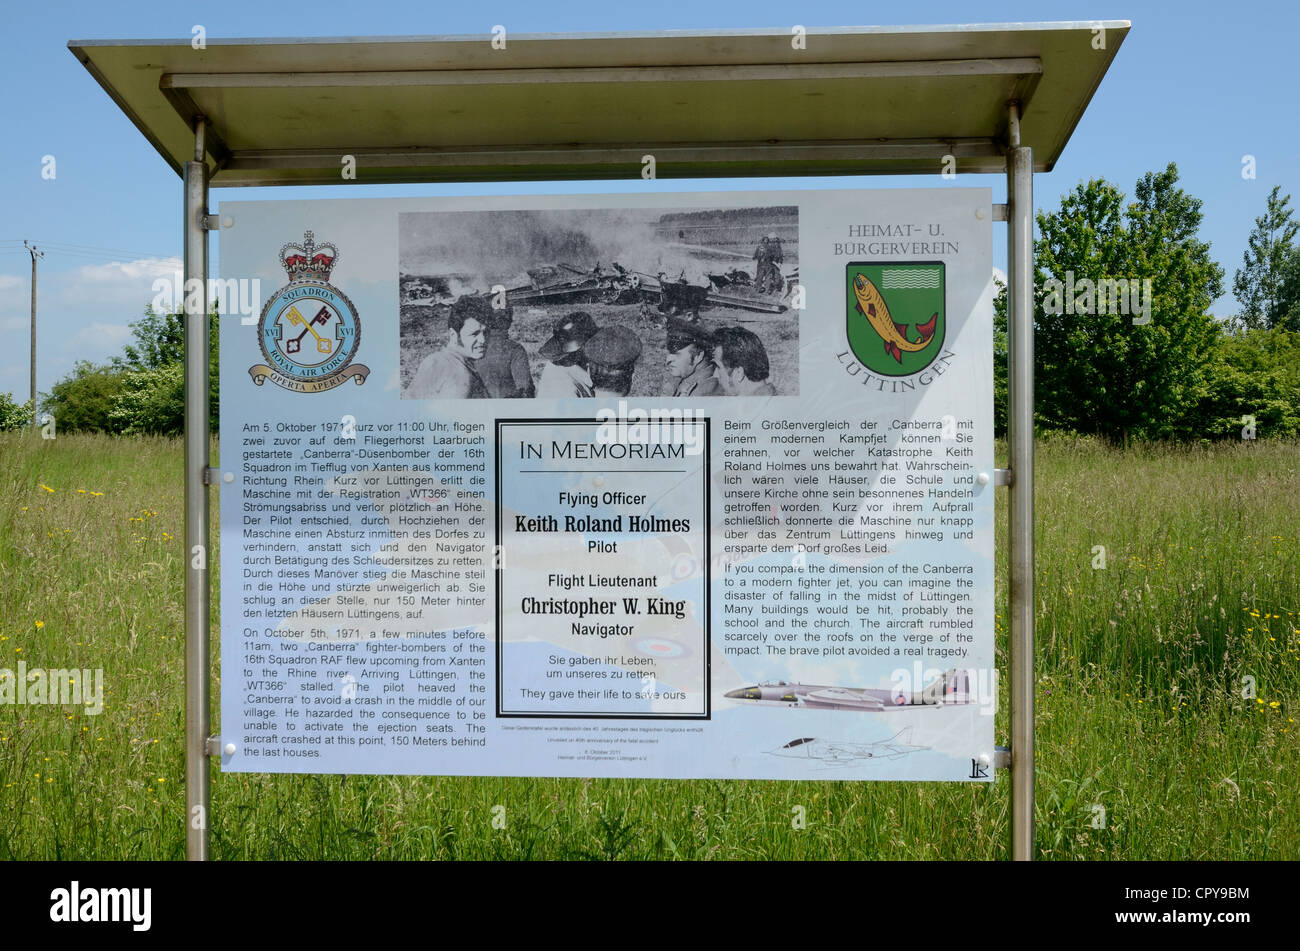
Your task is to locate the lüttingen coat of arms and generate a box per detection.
[844,262,946,378]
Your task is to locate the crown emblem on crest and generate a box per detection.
[279,230,339,282]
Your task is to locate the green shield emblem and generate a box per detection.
[845,262,946,377]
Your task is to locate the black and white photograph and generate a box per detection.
[398,205,800,399]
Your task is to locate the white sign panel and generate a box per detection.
[219,187,996,781]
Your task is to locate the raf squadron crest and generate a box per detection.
[249,231,369,393]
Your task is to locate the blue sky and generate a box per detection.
[1,0,1296,403]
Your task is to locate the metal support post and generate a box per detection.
[184,117,211,861]
[1005,103,1035,861]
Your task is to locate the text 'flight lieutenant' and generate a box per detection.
[664,317,722,397]
[406,294,490,399]
[536,311,599,398]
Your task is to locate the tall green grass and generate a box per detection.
[1,431,1296,859]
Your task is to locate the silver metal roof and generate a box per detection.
[69,22,1128,187]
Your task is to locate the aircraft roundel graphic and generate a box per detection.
[635,637,689,659]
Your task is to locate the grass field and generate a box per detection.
[1,432,1296,860]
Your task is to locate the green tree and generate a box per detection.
[112,305,186,372]
[993,278,1007,437]
[1277,247,1300,332]
[108,306,219,435]
[41,361,130,434]
[1034,164,1224,441]
[1233,185,1298,330]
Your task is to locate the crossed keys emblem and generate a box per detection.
[282,305,334,355]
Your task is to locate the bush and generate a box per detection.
[0,393,33,431]
[38,306,219,436]
[108,363,186,436]
[41,362,131,434]
[1193,327,1300,438]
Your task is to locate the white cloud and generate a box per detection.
[993,266,1008,287]
[71,257,181,285]
[0,256,182,399]
[69,322,133,351]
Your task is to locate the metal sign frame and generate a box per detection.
[70,23,1130,862]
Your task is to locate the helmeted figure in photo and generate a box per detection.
[765,231,784,294]
[536,311,599,398]
[753,232,784,294]
[752,235,772,293]
[712,325,776,396]
[663,317,722,397]
[475,299,535,399]
[585,326,643,398]
[406,293,490,399]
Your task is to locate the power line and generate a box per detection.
[27,250,180,269]
[0,238,179,261]
[0,248,180,273]
[38,240,180,260]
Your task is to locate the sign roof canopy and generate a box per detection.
[70,22,1128,186]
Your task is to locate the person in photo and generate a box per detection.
[765,231,784,294]
[712,325,776,396]
[663,317,722,397]
[536,311,599,398]
[585,326,643,398]
[752,235,772,293]
[406,294,490,399]
[475,300,535,399]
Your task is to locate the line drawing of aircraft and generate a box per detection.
[724,669,973,711]
[768,728,929,767]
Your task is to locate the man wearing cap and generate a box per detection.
[536,311,599,398]
[406,295,490,399]
[585,326,643,398]
[663,317,722,397]
[475,301,535,399]
[712,326,777,396]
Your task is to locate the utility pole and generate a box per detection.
[24,241,43,430]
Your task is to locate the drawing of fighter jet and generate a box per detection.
[724,669,973,711]
[769,728,928,766]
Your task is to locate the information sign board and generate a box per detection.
[219,187,995,780]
